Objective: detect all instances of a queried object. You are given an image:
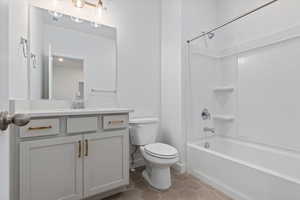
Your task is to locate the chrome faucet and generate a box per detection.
[203,127,215,134]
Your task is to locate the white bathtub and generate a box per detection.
[187,137,300,200]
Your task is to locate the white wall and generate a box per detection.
[0,0,9,103]
[106,0,161,118]
[161,0,183,161]
[9,0,29,99]
[0,0,10,199]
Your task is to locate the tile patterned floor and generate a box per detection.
[103,168,233,200]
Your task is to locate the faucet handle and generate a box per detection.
[201,108,211,120]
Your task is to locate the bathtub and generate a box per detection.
[187,137,300,200]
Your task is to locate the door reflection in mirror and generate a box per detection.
[43,56,84,100]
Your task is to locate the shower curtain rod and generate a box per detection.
[187,0,279,43]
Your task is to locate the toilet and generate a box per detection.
[129,118,179,190]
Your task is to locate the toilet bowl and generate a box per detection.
[129,118,179,190]
[140,143,179,190]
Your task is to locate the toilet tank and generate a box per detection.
[129,118,159,146]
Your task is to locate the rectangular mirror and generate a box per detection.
[29,6,117,100]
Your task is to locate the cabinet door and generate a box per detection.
[83,130,129,198]
[20,136,83,200]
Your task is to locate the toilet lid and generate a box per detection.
[144,143,178,159]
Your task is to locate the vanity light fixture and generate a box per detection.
[74,0,105,18]
[49,0,106,27]
[73,0,105,10]
[72,0,105,26]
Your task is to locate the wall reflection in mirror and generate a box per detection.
[29,6,117,100]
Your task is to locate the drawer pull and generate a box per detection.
[108,120,124,125]
[28,126,52,131]
[78,141,82,158]
[85,139,89,157]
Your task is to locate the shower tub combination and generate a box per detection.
[187,137,300,200]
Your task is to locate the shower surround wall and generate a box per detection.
[187,0,300,199]
[188,0,300,152]
[215,0,300,152]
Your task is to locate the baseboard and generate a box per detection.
[190,169,251,200]
[172,162,186,174]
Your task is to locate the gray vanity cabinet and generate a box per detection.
[20,136,83,200]
[83,130,129,198]
[19,113,130,200]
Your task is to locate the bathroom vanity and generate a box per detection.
[7,3,133,200]
[13,108,133,200]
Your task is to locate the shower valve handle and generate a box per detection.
[201,108,211,120]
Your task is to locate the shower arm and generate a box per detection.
[187,0,279,43]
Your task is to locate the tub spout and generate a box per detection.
[203,127,215,133]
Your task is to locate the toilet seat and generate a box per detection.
[144,143,178,159]
[139,144,179,190]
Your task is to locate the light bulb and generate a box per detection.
[48,10,63,18]
[70,16,84,23]
[91,22,101,28]
[73,0,85,8]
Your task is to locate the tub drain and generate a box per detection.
[204,142,210,149]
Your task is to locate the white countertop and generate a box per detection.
[19,108,134,118]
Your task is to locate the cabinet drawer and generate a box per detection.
[67,116,98,133]
[103,115,128,130]
[20,118,60,138]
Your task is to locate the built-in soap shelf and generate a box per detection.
[213,115,235,121]
[213,86,234,93]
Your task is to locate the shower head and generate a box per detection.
[201,31,215,40]
[207,32,215,39]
